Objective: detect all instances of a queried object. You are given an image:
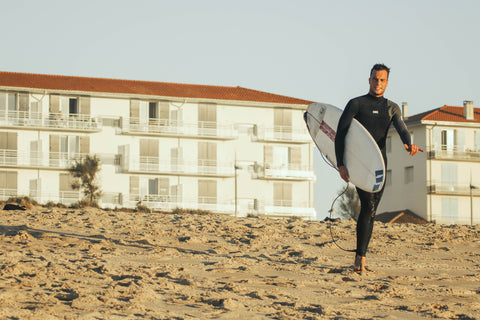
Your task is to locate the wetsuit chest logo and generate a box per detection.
[372,110,379,114]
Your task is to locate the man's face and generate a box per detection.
[368,69,389,97]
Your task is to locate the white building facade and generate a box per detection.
[0,71,316,219]
[379,101,480,224]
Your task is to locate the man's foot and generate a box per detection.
[353,255,366,273]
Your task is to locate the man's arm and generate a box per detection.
[391,104,422,156]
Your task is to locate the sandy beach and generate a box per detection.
[1,206,479,319]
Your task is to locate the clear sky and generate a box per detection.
[1,0,479,219]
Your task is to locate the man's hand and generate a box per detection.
[338,166,350,183]
[404,144,424,156]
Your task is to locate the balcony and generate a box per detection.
[121,156,235,177]
[124,194,235,214]
[427,181,480,196]
[123,118,238,140]
[0,189,81,205]
[252,125,311,144]
[251,162,316,181]
[428,145,480,161]
[0,149,90,169]
[0,111,101,132]
[259,199,316,219]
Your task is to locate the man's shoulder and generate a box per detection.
[386,99,400,109]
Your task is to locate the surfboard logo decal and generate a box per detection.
[373,170,384,190]
[319,121,336,142]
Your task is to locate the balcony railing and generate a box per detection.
[428,145,480,161]
[125,194,235,214]
[252,125,311,144]
[427,181,480,196]
[0,111,101,132]
[259,199,316,219]
[123,118,238,140]
[251,162,316,180]
[0,149,90,169]
[0,189,81,205]
[121,156,235,177]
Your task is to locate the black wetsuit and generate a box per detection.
[335,94,411,256]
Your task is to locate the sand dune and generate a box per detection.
[1,207,479,319]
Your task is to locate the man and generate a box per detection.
[334,63,421,272]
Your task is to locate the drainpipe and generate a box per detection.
[429,122,438,222]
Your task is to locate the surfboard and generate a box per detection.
[304,102,385,192]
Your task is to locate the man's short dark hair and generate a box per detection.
[370,64,390,78]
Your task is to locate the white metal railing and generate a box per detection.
[0,111,101,131]
[427,181,480,195]
[265,200,316,219]
[123,156,235,176]
[252,162,316,180]
[428,145,480,161]
[0,149,90,169]
[124,118,238,140]
[253,125,311,143]
[0,188,18,200]
[125,194,235,214]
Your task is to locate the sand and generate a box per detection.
[1,206,479,319]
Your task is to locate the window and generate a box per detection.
[0,170,17,193]
[274,182,292,207]
[441,129,454,151]
[386,169,392,187]
[69,98,78,114]
[386,136,392,153]
[198,103,217,130]
[476,131,480,152]
[441,163,457,187]
[149,102,157,119]
[404,166,414,184]
[199,179,216,204]
[198,142,216,167]
[441,197,458,222]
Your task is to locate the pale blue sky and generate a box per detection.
[1,0,479,218]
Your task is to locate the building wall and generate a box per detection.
[379,118,480,224]
[0,88,316,219]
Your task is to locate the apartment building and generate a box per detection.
[0,71,316,219]
[379,101,480,224]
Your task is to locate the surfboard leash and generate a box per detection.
[328,182,356,252]
[305,111,356,252]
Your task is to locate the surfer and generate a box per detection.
[335,63,421,272]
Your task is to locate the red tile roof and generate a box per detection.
[406,105,480,123]
[0,71,312,105]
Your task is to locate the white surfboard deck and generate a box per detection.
[304,102,385,192]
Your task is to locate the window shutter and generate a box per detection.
[0,171,5,188]
[7,171,17,190]
[0,93,6,112]
[50,135,60,160]
[80,136,90,154]
[150,139,159,158]
[50,95,60,113]
[158,178,169,195]
[264,145,273,165]
[18,93,29,112]
[130,100,140,118]
[59,173,74,191]
[0,132,6,149]
[8,132,17,150]
[79,96,90,115]
[289,147,301,169]
[199,179,216,203]
[159,101,169,120]
[129,176,139,195]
